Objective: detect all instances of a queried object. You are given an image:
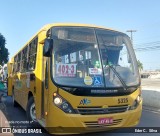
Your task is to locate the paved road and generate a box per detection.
[0,96,160,136]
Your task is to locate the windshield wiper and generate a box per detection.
[100,43,128,91]
[108,65,128,91]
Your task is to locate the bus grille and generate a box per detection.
[77,105,129,115]
[84,119,123,128]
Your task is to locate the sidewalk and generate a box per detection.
[0,90,13,136]
[0,110,10,127]
[0,111,13,136]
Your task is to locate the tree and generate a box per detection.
[137,60,143,71]
[0,33,9,65]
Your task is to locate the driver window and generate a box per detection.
[119,44,131,68]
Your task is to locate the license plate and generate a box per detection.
[98,117,113,125]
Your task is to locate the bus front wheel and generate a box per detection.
[26,97,38,126]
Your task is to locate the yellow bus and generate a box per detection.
[8,23,142,134]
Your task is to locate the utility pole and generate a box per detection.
[126,30,137,45]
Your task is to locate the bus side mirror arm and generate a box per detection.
[43,39,53,57]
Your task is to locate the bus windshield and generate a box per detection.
[51,27,140,89]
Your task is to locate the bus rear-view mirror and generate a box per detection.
[43,39,53,57]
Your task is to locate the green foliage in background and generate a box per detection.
[0,33,9,65]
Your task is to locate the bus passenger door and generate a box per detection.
[7,62,13,96]
[41,57,49,119]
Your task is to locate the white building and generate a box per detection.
[141,70,160,79]
[0,64,7,81]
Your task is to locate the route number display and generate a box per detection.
[56,64,77,77]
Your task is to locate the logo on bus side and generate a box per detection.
[79,98,91,105]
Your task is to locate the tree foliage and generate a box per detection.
[137,60,143,71]
[0,33,9,65]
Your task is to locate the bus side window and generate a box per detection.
[21,46,28,72]
[14,55,18,73]
[17,52,21,72]
[28,38,38,71]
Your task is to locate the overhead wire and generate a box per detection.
[133,41,160,52]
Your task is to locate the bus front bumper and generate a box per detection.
[47,101,142,134]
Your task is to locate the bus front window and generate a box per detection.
[96,29,140,87]
[51,27,140,89]
[51,27,104,88]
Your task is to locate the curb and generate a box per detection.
[143,105,160,113]
[142,87,160,109]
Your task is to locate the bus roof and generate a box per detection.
[44,23,124,33]
[12,23,125,59]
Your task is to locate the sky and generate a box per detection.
[0,0,160,70]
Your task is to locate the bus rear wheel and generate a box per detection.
[26,97,38,126]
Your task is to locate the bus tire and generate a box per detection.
[12,90,18,107]
[26,97,38,126]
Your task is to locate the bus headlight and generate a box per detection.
[129,95,142,110]
[53,94,75,114]
[54,97,62,105]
